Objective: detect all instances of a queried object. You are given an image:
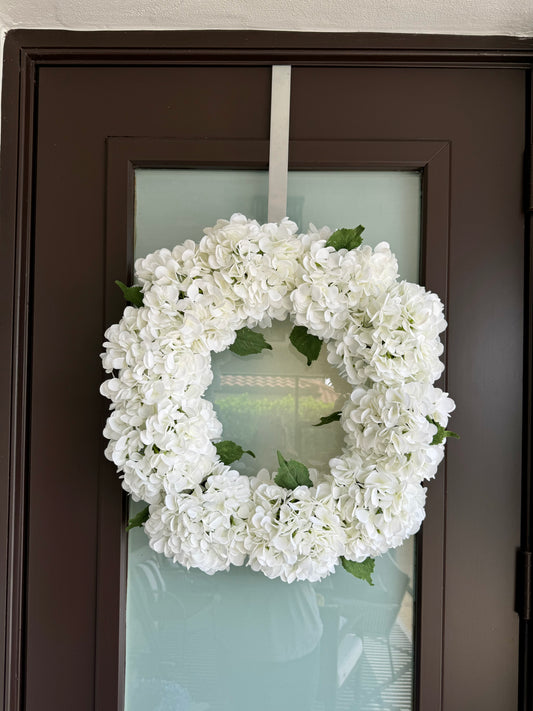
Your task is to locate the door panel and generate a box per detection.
[25,63,525,710]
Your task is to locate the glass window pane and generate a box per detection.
[135,169,420,282]
[126,168,421,711]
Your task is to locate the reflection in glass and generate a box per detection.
[126,514,414,711]
[125,168,420,711]
[205,320,351,476]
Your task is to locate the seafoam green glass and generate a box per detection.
[126,169,421,711]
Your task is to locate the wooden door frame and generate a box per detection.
[1,29,533,711]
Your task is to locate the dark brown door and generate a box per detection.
[2,33,530,711]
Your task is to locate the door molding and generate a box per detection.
[5,29,533,65]
[1,30,532,711]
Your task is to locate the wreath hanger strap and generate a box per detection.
[267,65,292,223]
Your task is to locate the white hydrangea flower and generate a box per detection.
[330,450,427,559]
[342,479,427,560]
[196,213,304,327]
[327,281,446,386]
[135,240,203,290]
[144,465,251,574]
[291,238,399,342]
[102,398,221,503]
[341,381,454,461]
[245,469,346,583]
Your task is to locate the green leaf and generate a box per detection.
[289,326,322,366]
[215,440,255,466]
[126,505,149,532]
[313,411,342,427]
[229,327,273,356]
[274,451,313,490]
[426,416,460,446]
[326,225,365,251]
[115,280,144,307]
[341,556,375,586]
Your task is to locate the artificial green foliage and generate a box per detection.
[215,440,255,466]
[289,325,322,366]
[126,505,149,532]
[115,280,144,307]
[325,225,365,251]
[229,327,273,356]
[274,451,313,490]
[313,411,342,427]
[341,556,375,586]
[426,416,460,446]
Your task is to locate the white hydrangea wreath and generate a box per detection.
[101,213,456,584]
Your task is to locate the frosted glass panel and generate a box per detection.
[126,168,421,711]
[135,169,420,282]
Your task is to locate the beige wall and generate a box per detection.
[1,0,532,35]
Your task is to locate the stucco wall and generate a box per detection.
[1,0,532,35]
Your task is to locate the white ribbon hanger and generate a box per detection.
[267,65,292,223]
